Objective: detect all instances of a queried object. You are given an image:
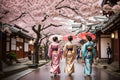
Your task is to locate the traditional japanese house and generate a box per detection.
[0,23,34,63]
[101,12,120,68]
[94,12,120,70]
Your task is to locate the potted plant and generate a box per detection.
[7,52,16,62]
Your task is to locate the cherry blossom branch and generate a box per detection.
[39,33,52,44]
[0,10,9,14]
[41,24,62,30]
[32,24,42,45]
[0,6,9,19]
[41,14,49,22]
[56,5,78,14]
[76,0,89,6]
[59,13,81,22]
[55,0,78,14]
[55,0,64,8]
[32,25,38,34]
[9,12,26,23]
[28,12,36,22]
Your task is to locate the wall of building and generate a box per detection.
[112,30,119,62]
[98,35,111,59]
[0,32,7,61]
[100,37,111,58]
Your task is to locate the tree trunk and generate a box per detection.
[33,43,39,64]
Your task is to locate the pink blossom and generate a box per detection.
[103,4,112,12]
[112,5,120,13]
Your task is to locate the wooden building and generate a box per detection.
[0,31,7,62]
[96,12,120,69]
[0,23,34,63]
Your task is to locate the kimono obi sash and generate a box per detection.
[52,48,58,51]
[87,46,93,52]
[67,48,73,51]
[51,45,58,51]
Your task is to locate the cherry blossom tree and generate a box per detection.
[0,0,103,65]
[0,0,102,31]
[32,22,61,64]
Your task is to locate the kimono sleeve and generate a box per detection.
[81,43,87,59]
[48,44,52,58]
[58,44,62,58]
[72,45,76,59]
[63,43,67,58]
[92,46,97,58]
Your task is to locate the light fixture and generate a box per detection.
[111,33,115,38]
[29,39,33,45]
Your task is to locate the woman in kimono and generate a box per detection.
[81,35,96,76]
[63,36,76,76]
[48,36,62,76]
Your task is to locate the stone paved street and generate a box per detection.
[18,59,120,80]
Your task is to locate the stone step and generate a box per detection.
[3,64,28,78]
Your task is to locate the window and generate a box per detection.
[11,38,16,50]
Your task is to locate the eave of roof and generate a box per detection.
[102,12,120,32]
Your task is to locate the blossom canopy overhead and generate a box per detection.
[0,0,103,36]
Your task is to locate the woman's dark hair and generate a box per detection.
[68,36,73,41]
[86,35,92,41]
[79,39,86,45]
[53,36,58,42]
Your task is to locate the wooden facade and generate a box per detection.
[99,12,120,68]
[16,37,24,58]
[0,24,34,63]
[0,31,7,62]
[103,13,120,61]
[96,34,112,59]
[9,34,32,59]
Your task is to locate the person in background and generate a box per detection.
[81,35,96,76]
[28,48,32,60]
[48,36,62,76]
[76,46,80,60]
[79,39,86,59]
[106,43,112,64]
[43,42,49,62]
[63,36,76,76]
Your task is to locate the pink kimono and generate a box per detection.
[48,42,62,74]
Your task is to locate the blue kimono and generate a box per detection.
[81,41,96,75]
